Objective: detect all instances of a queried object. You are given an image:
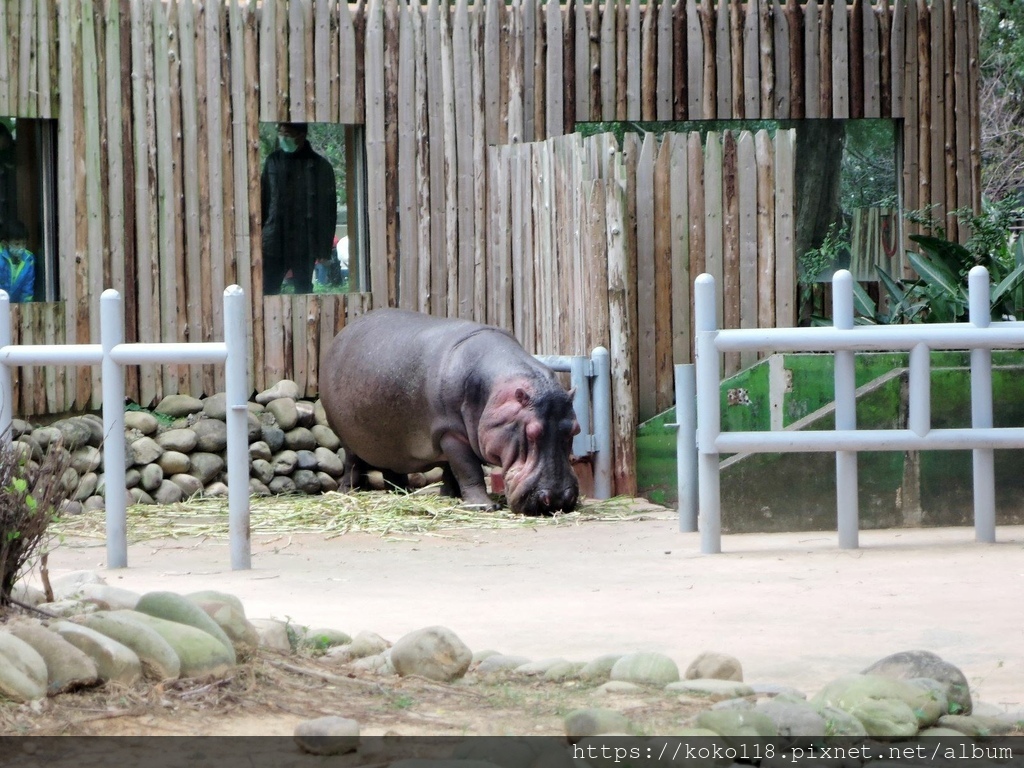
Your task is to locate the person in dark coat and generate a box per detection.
[261,122,337,294]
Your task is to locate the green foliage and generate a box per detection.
[853,197,1024,325]
[0,435,73,607]
[799,221,849,286]
[840,120,899,211]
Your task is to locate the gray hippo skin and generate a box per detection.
[319,309,580,516]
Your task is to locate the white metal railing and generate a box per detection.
[686,266,1022,553]
[0,287,252,570]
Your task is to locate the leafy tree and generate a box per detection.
[979,0,1024,202]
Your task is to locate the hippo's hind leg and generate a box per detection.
[381,469,410,492]
[338,450,369,493]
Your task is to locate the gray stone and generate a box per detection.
[8,621,99,694]
[564,708,632,738]
[51,418,93,451]
[314,446,345,476]
[16,435,41,462]
[390,626,472,682]
[155,394,204,418]
[80,415,105,445]
[249,619,294,653]
[156,428,199,453]
[251,459,275,485]
[169,473,204,498]
[295,400,316,427]
[666,679,755,700]
[754,698,829,743]
[686,651,743,682]
[140,463,164,492]
[544,661,585,682]
[50,621,142,685]
[301,627,353,650]
[185,590,246,615]
[77,612,181,681]
[187,597,260,657]
[578,654,625,682]
[153,480,184,505]
[44,599,100,618]
[209,481,232,496]
[32,425,63,449]
[609,651,680,686]
[293,716,360,755]
[130,436,164,465]
[863,650,972,716]
[937,714,1018,738]
[474,654,532,676]
[349,651,396,675]
[295,449,319,470]
[83,495,106,512]
[695,710,778,740]
[201,393,228,420]
[256,379,300,405]
[244,481,266,499]
[312,425,341,451]
[60,467,81,495]
[246,413,263,441]
[268,476,297,495]
[314,399,329,426]
[70,445,102,474]
[125,467,141,488]
[811,674,939,737]
[74,472,99,501]
[284,427,317,451]
[249,441,272,461]
[51,570,107,601]
[130,488,155,505]
[107,610,234,678]
[79,583,141,611]
[261,424,286,453]
[266,398,299,431]
[191,418,228,452]
[11,582,46,607]
[11,418,32,438]
[293,469,321,494]
[317,473,339,492]
[271,450,298,475]
[135,592,236,662]
[189,452,225,485]
[156,450,190,476]
[124,410,160,434]
[328,630,390,662]
[0,631,48,701]
[814,705,869,737]
[514,657,568,676]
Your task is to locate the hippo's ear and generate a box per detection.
[566,387,576,400]
[515,387,532,407]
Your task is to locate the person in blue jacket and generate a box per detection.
[0,220,36,302]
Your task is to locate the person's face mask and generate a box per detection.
[8,240,25,257]
[278,135,300,153]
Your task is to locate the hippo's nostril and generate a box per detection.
[538,489,552,509]
[561,488,578,509]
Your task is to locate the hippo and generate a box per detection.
[319,309,580,516]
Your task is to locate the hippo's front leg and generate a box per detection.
[438,433,497,510]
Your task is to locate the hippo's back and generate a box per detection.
[319,309,506,471]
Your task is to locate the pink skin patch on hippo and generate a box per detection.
[477,383,545,506]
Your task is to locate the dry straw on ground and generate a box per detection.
[53,491,660,543]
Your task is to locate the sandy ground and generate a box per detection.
[35,516,1024,711]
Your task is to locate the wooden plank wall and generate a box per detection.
[488,127,795,477]
[0,0,982,495]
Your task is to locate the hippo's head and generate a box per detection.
[480,378,581,516]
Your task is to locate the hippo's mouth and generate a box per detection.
[503,467,579,516]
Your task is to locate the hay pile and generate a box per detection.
[53,491,658,543]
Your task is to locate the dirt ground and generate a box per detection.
[3,509,1023,736]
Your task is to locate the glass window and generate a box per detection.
[257,122,368,296]
[0,118,59,303]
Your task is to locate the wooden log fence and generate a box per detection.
[0,0,982,497]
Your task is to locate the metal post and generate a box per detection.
[224,285,252,569]
[0,291,12,441]
[832,270,859,549]
[674,364,698,532]
[694,274,722,554]
[969,266,995,543]
[569,355,592,460]
[908,342,931,437]
[101,290,128,568]
[590,346,612,500]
